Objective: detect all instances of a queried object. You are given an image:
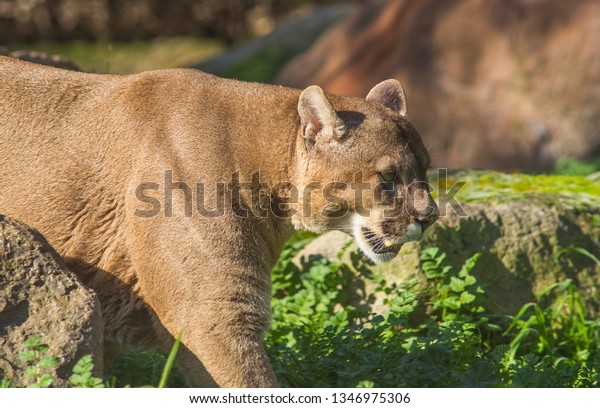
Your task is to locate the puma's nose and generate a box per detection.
[416,198,439,229]
[410,188,439,230]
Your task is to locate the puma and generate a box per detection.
[0,56,438,387]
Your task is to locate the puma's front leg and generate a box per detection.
[177,315,278,387]
[142,260,278,387]
[128,195,284,387]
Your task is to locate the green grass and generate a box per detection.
[8,37,224,74]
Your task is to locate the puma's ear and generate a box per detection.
[366,79,408,117]
[298,85,345,149]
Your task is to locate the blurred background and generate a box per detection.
[1,0,599,173]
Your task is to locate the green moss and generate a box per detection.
[431,171,600,211]
[475,172,600,195]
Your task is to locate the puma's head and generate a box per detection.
[293,79,439,263]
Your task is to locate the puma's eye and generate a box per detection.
[379,170,397,182]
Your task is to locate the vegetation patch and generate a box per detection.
[8,37,224,74]
[432,171,600,215]
[266,241,600,387]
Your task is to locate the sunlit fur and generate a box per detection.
[0,58,437,387]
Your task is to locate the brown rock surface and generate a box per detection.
[0,215,103,387]
[277,0,600,171]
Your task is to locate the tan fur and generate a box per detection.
[0,56,437,387]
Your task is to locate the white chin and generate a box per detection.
[358,244,399,264]
[351,224,399,264]
[351,215,423,264]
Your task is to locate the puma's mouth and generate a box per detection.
[361,227,402,255]
[352,217,425,264]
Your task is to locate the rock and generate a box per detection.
[192,5,354,83]
[277,0,600,172]
[295,195,600,317]
[0,215,103,387]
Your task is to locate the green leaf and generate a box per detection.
[356,380,375,388]
[449,276,466,293]
[459,292,476,305]
[458,253,482,277]
[89,377,104,388]
[69,373,83,385]
[420,247,440,259]
[38,356,59,370]
[37,345,49,355]
[463,275,477,286]
[72,355,94,374]
[19,350,37,362]
[439,297,462,310]
[36,374,54,388]
[22,336,42,349]
[554,246,600,266]
[371,315,384,324]
[24,366,38,380]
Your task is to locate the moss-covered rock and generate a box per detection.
[295,172,600,317]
